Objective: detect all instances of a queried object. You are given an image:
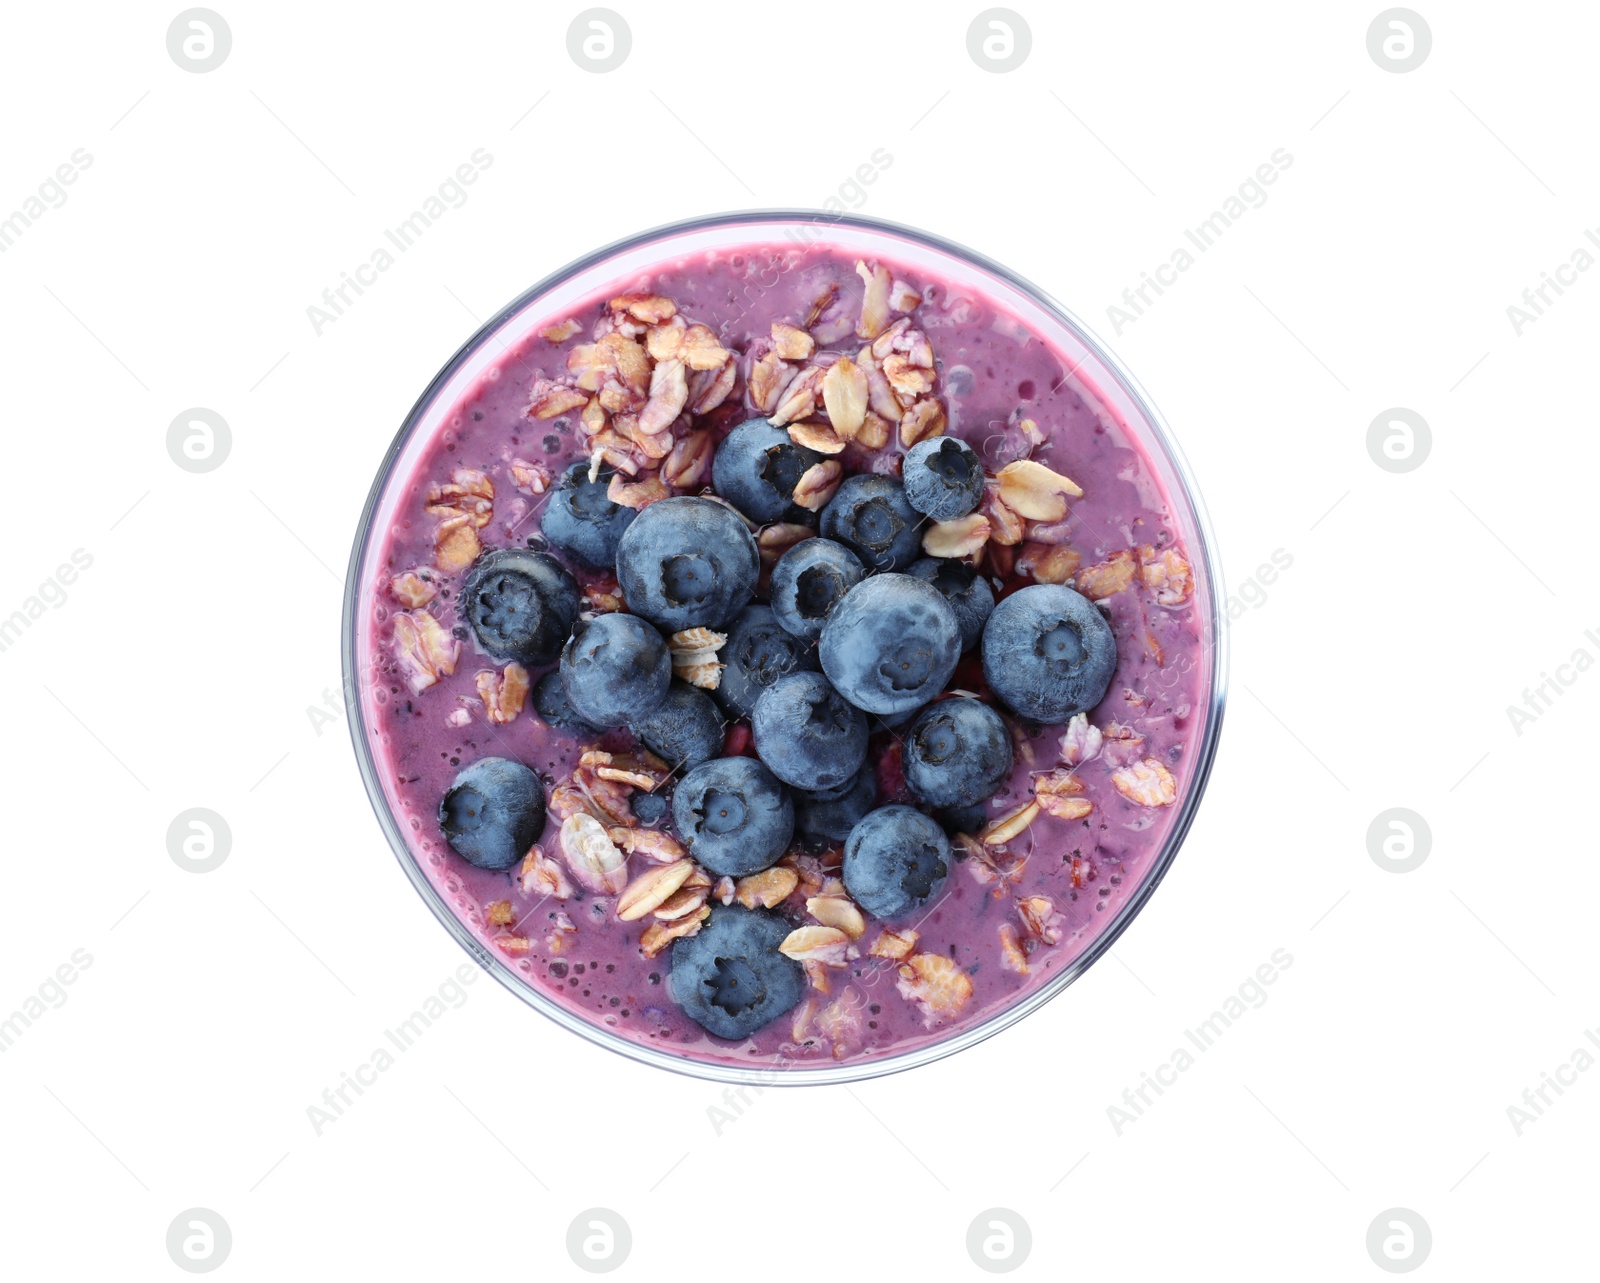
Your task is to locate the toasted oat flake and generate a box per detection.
[792,460,843,511]
[559,813,629,895]
[1077,549,1139,600]
[668,628,726,690]
[889,278,922,313]
[1017,542,1082,585]
[868,928,920,960]
[1016,895,1064,945]
[542,318,583,343]
[715,875,736,906]
[996,459,1083,522]
[687,355,738,415]
[1139,544,1194,607]
[981,799,1040,846]
[520,846,575,899]
[1018,417,1046,448]
[998,923,1029,975]
[662,428,714,489]
[899,398,946,447]
[770,322,815,360]
[509,459,553,496]
[434,517,481,571]
[806,895,866,940]
[680,323,731,371]
[608,826,687,863]
[609,293,677,324]
[1111,758,1178,807]
[475,662,530,724]
[923,513,990,560]
[855,260,893,339]
[616,860,695,921]
[757,523,814,568]
[390,570,436,608]
[768,365,825,427]
[392,610,458,694]
[735,866,799,909]
[607,473,671,510]
[638,357,689,436]
[1034,769,1092,820]
[640,904,710,957]
[486,899,514,927]
[748,350,795,415]
[787,420,847,454]
[426,469,494,527]
[855,410,891,450]
[1058,713,1104,767]
[494,934,531,955]
[779,925,851,965]
[1100,722,1146,768]
[982,487,1025,546]
[820,356,869,441]
[652,886,709,921]
[525,378,589,419]
[896,954,974,1024]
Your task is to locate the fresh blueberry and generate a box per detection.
[614,496,760,632]
[559,612,671,727]
[842,805,950,918]
[981,584,1117,723]
[906,557,995,652]
[711,417,822,523]
[460,547,579,667]
[715,604,821,719]
[671,756,794,877]
[630,790,669,826]
[938,803,987,836]
[751,671,868,791]
[769,538,864,641]
[438,757,547,871]
[902,698,1014,809]
[902,436,984,521]
[794,765,878,845]
[532,669,599,733]
[671,905,804,1040]
[818,573,962,715]
[540,460,636,571]
[631,681,726,770]
[819,474,923,572]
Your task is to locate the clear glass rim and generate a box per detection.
[341,208,1230,1086]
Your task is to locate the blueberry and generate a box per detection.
[671,756,794,877]
[630,790,669,826]
[438,757,547,871]
[902,698,1014,809]
[906,557,994,653]
[532,669,599,733]
[794,765,878,845]
[540,461,636,571]
[819,474,923,572]
[981,584,1117,723]
[938,803,987,836]
[460,547,579,667]
[711,417,822,523]
[671,905,804,1040]
[751,671,868,791]
[559,612,671,727]
[614,496,760,632]
[902,436,984,521]
[818,573,961,715]
[631,681,726,770]
[715,604,821,719]
[769,538,864,641]
[842,805,950,918]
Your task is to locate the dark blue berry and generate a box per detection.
[714,604,821,719]
[795,765,878,845]
[630,791,669,826]
[819,474,923,572]
[559,612,671,727]
[842,805,950,918]
[818,573,961,715]
[540,461,636,571]
[631,681,726,770]
[938,803,987,836]
[671,905,804,1040]
[981,584,1116,723]
[751,671,868,791]
[902,698,1014,809]
[438,757,547,871]
[671,756,793,877]
[533,669,600,733]
[711,417,822,523]
[902,436,984,521]
[460,548,579,667]
[906,557,994,652]
[769,538,864,640]
[614,496,760,632]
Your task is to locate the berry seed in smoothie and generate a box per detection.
[358,239,1206,1072]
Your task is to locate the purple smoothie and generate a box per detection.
[354,233,1210,1073]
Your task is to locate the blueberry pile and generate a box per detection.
[437,413,1121,1043]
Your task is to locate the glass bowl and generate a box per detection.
[342,210,1227,1085]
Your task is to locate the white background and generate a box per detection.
[1,1,1594,1277]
